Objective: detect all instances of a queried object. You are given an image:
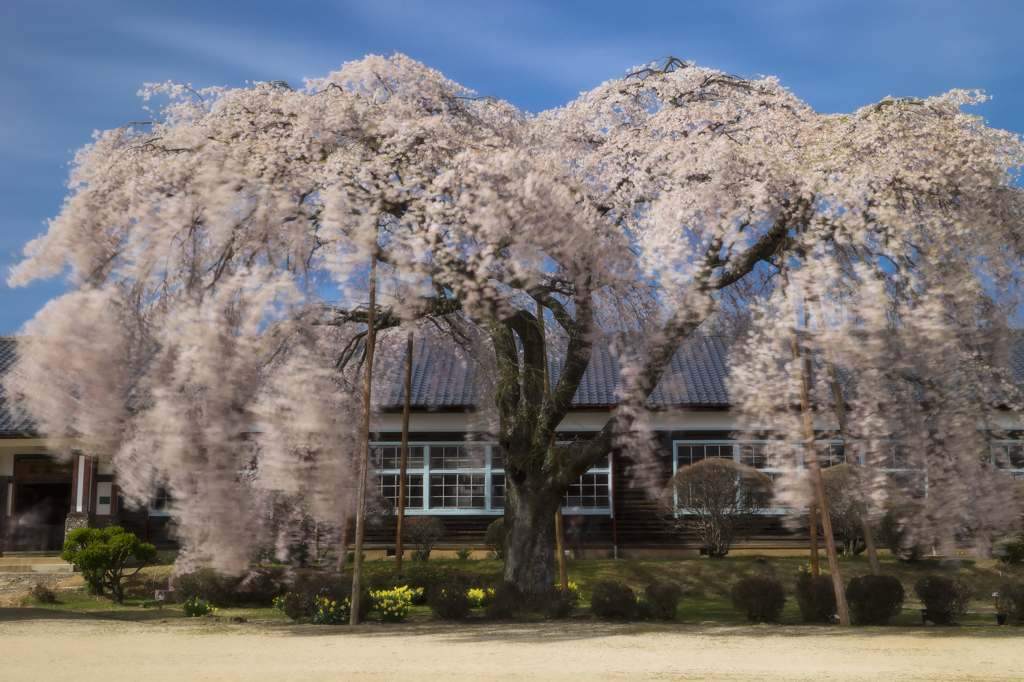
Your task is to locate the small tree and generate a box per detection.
[661,459,772,558]
[403,517,445,563]
[819,464,867,555]
[485,518,505,560]
[61,526,156,603]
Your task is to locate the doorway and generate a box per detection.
[12,480,72,552]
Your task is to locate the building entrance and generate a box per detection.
[9,457,73,552]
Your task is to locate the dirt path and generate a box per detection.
[1,616,1021,681]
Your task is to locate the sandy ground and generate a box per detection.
[0,614,1021,682]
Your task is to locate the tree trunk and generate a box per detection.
[503,477,561,598]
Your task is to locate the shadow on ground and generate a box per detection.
[0,607,184,622]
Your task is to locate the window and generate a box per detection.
[676,443,733,466]
[491,473,505,509]
[371,442,611,514]
[373,446,424,470]
[430,446,485,470]
[429,473,486,508]
[992,442,1024,470]
[739,443,769,469]
[563,472,609,509]
[818,442,846,468]
[150,485,175,512]
[378,474,423,509]
[881,443,915,469]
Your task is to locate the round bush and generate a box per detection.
[590,580,636,619]
[172,568,230,606]
[484,580,523,619]
[846,574,904,625]
[995,582,1024,625]
[535,585,575,620]
[429,583,471,620]
[645,582,683,621]
[915,575,970,625]
[731,576,786,623]
[796,574,837,623]
[233,566,287,607]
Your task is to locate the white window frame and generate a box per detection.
[371,441,611,516]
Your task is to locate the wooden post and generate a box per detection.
[814,298,882,576]
[789,323,850,626]
[350,253,377,625]
[395,328,414,572]
[809,501,820,578]
[538,300,569,593]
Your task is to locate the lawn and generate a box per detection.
[10,553,1022,628]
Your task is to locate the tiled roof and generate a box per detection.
[3,331,1023,431]
[0,337,35,435]
[371,332,738,409]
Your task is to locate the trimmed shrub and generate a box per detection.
[61,526,156,603]
[995,582,1024,625]
[590,580,636,619]
[846,574,904,625]
[484,580,523,619]
[172,568,230,606]
[915,575,970,625]
[796,574,837,623]
[731,576,786,623]
[30,583,57,604]
[645,582,683,621]
[529,585,575,620]
[429,583,471,620]
[370,564,445,593]
[996,539,1024,565]
[233,566,287,607]
[485,518,505,560]
[635,597,652,620]
[283,572,370,621]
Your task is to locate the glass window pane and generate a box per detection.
[819,443,846,468]
[491,473,505,509]
[1010,444,1024,469]
[378,474,423,509]
[430,446,485,470]
[739,444,769,469]
[373,446,424,470]
[562,472,610,509]
[429,473,485,508]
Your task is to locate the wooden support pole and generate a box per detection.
[394,328,414,572]
[809,501,820,577]
[538,300,569,593]
[814,298,882,576]
[350,253,377,626]
[789,324,850,626]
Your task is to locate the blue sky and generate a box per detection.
[1,0,1022,334]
